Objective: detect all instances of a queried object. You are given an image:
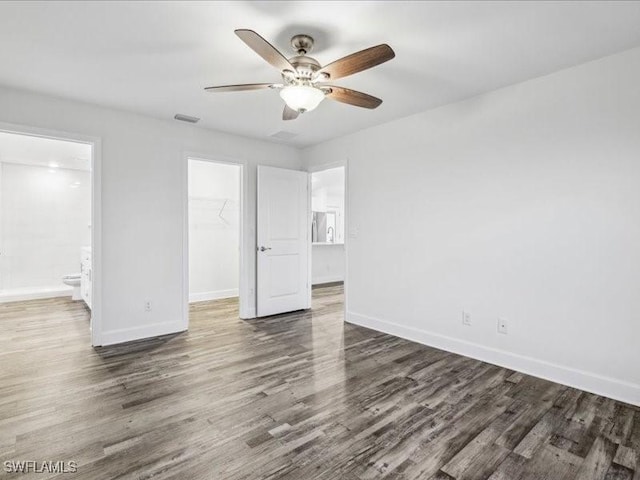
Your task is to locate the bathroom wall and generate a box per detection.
[312,244,345,285]
[0,162,90,290]
[188,160,240,302]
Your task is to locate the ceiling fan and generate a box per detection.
[205,29,395,120]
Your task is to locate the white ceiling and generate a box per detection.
[0,132,91,171]
[1,1,640,148]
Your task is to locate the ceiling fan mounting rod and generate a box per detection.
[291,34,314,55]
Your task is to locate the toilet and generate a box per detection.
[63,274,82,300]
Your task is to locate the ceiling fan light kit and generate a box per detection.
[205,29,395,120]
[280,85,325,113]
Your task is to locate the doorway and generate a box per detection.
[0,124,100,345]
[310,166,346,287]
[186,157,243,315]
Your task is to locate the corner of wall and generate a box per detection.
[99,320,187,346]
[346,311,640,407]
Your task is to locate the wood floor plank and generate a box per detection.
[576,436,619,480]
[614,445,637,471]
[0,286,637,479]
[605,464,635,480]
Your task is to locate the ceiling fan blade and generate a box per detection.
[204,83,274,92]
[324,86,382,109]
[235,29,295,72]
[283,105,299,121]
[318,44,395,81]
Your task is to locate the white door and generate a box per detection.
[257,166,310,317]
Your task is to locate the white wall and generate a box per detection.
[312,244,345,285]
[0,85,301,345]
[0,163,90,290]
[188,160,240,301]
[304,46,640,405]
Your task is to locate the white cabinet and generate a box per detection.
[80,247,92,309]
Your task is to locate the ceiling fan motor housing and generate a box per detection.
[288,55,321,81]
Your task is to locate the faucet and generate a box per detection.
[327,226,335,243]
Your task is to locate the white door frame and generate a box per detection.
[0,121,103,346]
[308,159,348,319]
[182,152,249,327]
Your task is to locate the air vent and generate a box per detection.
[174,114,200,124]
[270,131,298,141]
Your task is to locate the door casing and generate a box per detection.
[0,121,102,345]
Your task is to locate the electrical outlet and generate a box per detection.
[462,310,472,326]
[145,301,152,312]
[497,317,508,335]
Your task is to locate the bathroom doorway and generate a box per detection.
[0,125,100,344]
[310,165,346,287]
[186,157,243,319]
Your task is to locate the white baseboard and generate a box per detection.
[312,275,344,286]
[347,311,640,407]
[0,286,73,303]
[99,320,186,346]
[189,288,238,303]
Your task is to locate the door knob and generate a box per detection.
[259,246,272,252]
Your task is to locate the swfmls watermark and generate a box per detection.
[3,460,78,474]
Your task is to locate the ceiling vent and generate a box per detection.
[174,114,200,124]
[270,131,298,141]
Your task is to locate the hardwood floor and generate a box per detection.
[1,285,638,479]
